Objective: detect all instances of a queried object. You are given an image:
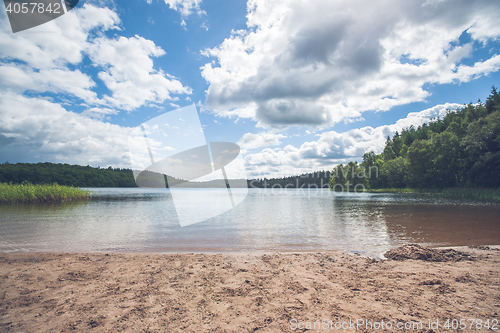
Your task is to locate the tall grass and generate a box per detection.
[435,188,500,202]
[0,183,91,204]
[366,188,418,193]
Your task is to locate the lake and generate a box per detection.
[0,188,499,259]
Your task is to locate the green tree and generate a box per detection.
[379,156,408,188]
[461,110,500,187]
[330,162,367,191]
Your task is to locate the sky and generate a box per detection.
[0,0,499,179]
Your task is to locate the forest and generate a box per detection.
[0,163,138,187]
[248,171,332,189]
[330,86,500,189]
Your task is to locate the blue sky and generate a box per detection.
[0,0,499,178]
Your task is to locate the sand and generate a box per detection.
[1,245,499,332]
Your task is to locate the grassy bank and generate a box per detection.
[0,183,91,204]
[366,188,418,193]
[367,187,500,202]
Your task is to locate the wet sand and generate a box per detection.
[0,245,499,332]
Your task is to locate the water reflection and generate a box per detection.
[0,188,499,258]
[382,203,500,246]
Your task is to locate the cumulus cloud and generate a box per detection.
[0,4,191,166]
[243,103,462,178]
[87,35,191,110]
[201,0,500,129]
[164,0,204,17]
[0,4,119,105]
[238,132,286,150]
[0,5,120,68]
[0,64,98,103]
[0,93,132,167]
[81,107,119,120]
[0,4,191,110]
[145,0,205,24]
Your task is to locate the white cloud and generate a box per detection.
[0,93,132,167]
[201,0,500,129]
[238,132,286,150]
[0,4,119,105]
[163,0,204,17]
[0,64,98,103]
[81,107,119,120]
[155,0,208,29]
[87,35,192,110]
[0,4,191,111]
[0,4,192,166]
[243,103,462,178]
[147,0,205,25]
[0,4,120,68]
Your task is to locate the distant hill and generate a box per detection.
[248,171,332,189]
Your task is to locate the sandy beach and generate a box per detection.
[1,245,499,332]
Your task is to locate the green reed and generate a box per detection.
[366,188,417,193]
[0,182,91,203]
[435,188,500,202]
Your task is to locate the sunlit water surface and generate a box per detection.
[0,188,499,258]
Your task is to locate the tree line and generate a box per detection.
[0,163,138,187]
[0,161,334,189]
[248,171,332,188]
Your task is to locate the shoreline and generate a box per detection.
[1,244,499,258]
[1,245,499,332]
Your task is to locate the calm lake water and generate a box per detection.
[0,188,499,258]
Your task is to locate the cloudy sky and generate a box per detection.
[1,0,499,178]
